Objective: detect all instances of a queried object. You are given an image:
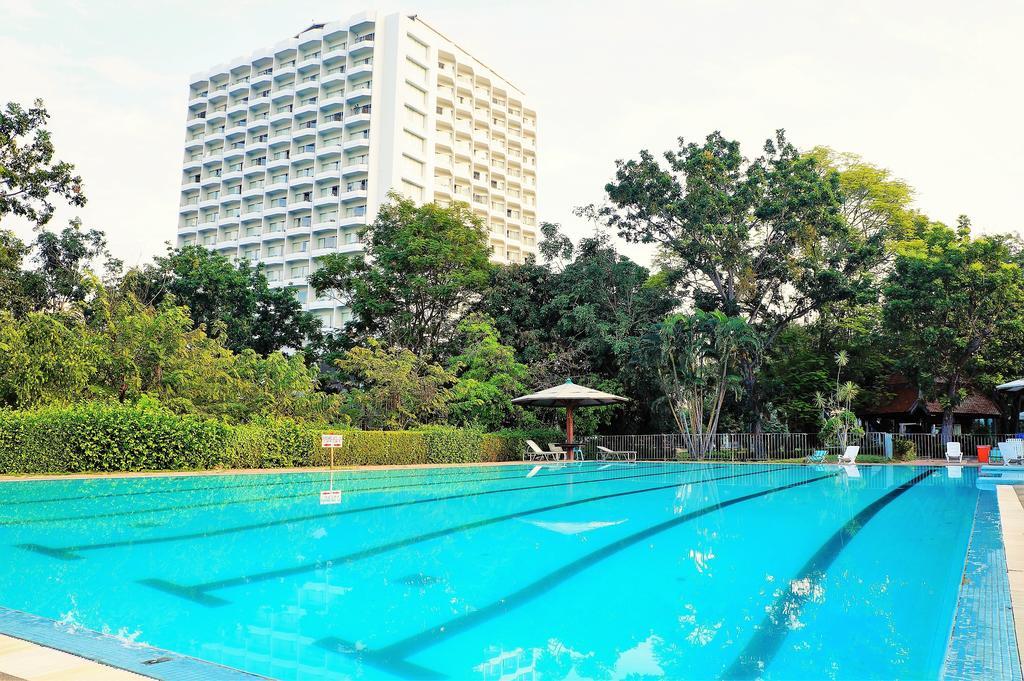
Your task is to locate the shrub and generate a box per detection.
[417,425,484,464]
[893,438,916,462]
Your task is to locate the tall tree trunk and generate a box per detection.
[940,409,955,443]
[740,360,761,433]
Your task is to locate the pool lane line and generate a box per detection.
[313,471,842,679]
[18,464,728,559]
[720,468,937,680]
[136,464,771,606]
[1,461,700,528]
[1,461,614,507]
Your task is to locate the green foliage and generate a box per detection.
[477,228,677,433]
[335,340,454,430]
[447,315,532,430]
[598,130,877,430]
[883,217,1024,439]
[123,245,322,356]
[0,402,232,474]
[644,310,759,456]
[0,99,86,228]
[417,425,484,464]
[310,193,493,357]
[893,437,916,462]
[816,352,865,449]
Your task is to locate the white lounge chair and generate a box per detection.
[1002,440,1024,466]
[525,440,559,462]
[596,445,637,463]
[945,442,962,463]
[836,446,859,465]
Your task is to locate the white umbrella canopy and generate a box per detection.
[997,379,1024,392]
[511,380,630,408]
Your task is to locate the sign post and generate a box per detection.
[320,434,344,505]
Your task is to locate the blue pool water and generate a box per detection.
[0,463,984,679]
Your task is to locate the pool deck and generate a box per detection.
[0,633,150,680]
[1001,486,1024,675]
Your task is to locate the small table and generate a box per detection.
[559,442,585,461]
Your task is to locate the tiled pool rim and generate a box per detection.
[0,606,267,680]
[1,462,1021,680]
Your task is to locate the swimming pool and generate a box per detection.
[0,462,987,679]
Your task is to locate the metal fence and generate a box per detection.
[575,432,1013,461]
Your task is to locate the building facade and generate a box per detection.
[176,11,538,328]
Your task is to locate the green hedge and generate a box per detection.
[0,403,544,474]
[0,403,232,474]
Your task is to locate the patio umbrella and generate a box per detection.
[997,379,1024,392]
[511,380,629,460]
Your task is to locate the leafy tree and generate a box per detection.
[883,216,1024,441]
[643,310,759,457]
[447,315,532,430]
[335,340,454,430]
[477,227,678,432]
[597,130,874,431]
[310,193,492,357]
[125,245,321,356]
[0,310,98,407]
[0,99,86,227]
[24,218,121,312]
[0,229,32,316]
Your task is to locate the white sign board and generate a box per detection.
[321,434,345,448]
[320,489,342,505]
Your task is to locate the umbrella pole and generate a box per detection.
[566,406,574,462]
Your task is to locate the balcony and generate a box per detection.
[341,163,369,177]
[291,173,315,188]
[340,188,368,202]
[292,150,316,164]
[295,102,319,116]
[322,71,346,88]
[338,215,367,227]
[347,63,373,78]
[343,137,369,152]
[263,254,286,266]
[251,71,272,87]
[273,64,297,80]
[314,193,340,207]
[296,79,319,95]
[288,199,314,212]
[350,34,375,54]
[242,185,265,198]
[267,155,291,171]
[178,222,199,235]
[239,233,262,246]
[319,118,345,135]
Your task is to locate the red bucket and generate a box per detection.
[978,445,991,463]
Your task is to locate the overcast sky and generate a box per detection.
[3,0,1022,269]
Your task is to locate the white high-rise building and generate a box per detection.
[176,11,538,328]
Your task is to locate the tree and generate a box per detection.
[125,245,321,356]
[0,310,98,407]
[883,216,1024,441]
[0,229,32,316]
[643,310,759,457]
[1,99,86,227]
[24,218,121,313]
[335,340,454,430]
[597,130,874,431]
[447,315,531,430]
[309,193,492,358]
[815,351,864,451]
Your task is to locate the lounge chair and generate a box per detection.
[945,442,962,463]
[596,445,637,463]
[525,440,559,462]
[806,450,827,463]
[1002,440,1024,466]
[837,446,859,465]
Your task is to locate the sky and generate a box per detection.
[3,0,1023,270]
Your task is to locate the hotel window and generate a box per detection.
[317,236,338,249]
[292,240,309,253]
[266,244,283,256]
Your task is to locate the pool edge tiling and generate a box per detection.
[942,487,1024,681]
[0,606,268,681]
